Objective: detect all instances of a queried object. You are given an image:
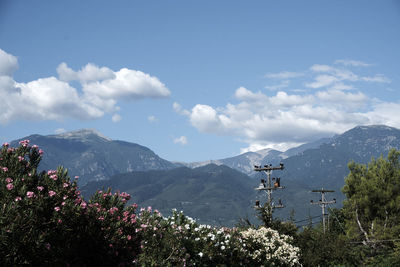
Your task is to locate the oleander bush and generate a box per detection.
[0,141,140,266]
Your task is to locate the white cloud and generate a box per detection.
[308,63,389,89]
[173,102,190,116]
[112,114,122,122]
[305,75,338,88]
[0,49,18,76]
[57,62,115,83]
[180,80,399,153]
[174,136,188,145]
[334,59,371,67]
[265,80,290,91]
[82,68,170,100]
[55,128,66,134]
[0,49,170,124]
[361,75,391,83]
[148,115,158,123]
[265,71,304,79]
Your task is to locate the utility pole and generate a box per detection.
[310,188,336,234]
[254,163,285,223]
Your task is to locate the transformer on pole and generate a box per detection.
[254,163,285,223]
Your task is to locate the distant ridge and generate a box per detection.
[10,129,177,185]
[51,129,112,141]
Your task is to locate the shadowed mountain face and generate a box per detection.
[10,125,400,225]
[273,125,400,220]
[81,164,257,226]
[11,129,176,185]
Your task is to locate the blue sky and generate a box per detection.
[0,0,399,162]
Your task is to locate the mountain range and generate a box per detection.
[11,129,175,185]
[9,125,400,225]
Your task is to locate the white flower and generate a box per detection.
[198,252,203,257]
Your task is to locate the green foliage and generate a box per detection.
[342,149,400,251]
[0,141,302,266]
[0,141,140,265]
[135,209,301,266]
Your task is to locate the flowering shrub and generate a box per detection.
[136,209,301,266]
[0,141,301,266]
[240,227,300,266]
[0,141,140,266]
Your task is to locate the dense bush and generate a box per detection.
[0,141,140,266]
[135,209,300,266]
[0,141,301,266]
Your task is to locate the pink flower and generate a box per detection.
[58,219,62,223]
[15,196,22,201]
[74,175,79,179]
[3,142,9,147]
[50,174,58,181]
[127,235,132,240]
[18,156,24,162]
[54,206,60,211]
[63,183,69,188]
[98,216,105,221]
[45,243,51,250]
[37,186,44,191]
[5,177,13,183]
[61,202,65,206]
[38,149,44,155]
[26,191,35,198]
[19,140,30,147]
[6,183,14,190]
[48,191,56,197]
[32,145,38,149]
[2,167,8,172]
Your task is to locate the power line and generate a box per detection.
[294,215,322,224]
[327,204,346,233]
[348,239,400,244]
[310,188,336,234]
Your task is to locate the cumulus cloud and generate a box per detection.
[178,60,397,153]
[0,49,170,124]
[174,136,188,145]
[57,62,115,83]
[0,49,18,76]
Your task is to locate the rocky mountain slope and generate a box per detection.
[11,129,176,185]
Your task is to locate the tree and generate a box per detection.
[342,148,400,260]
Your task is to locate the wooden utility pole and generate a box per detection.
[254,163,285,222]
[310,188,336,234]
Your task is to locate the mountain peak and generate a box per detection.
[52,129,112,141]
